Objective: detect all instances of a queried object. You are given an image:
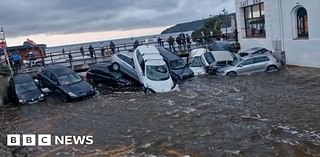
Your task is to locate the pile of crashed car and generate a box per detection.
[8,44,281,105]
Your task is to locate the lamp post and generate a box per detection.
[222,8,228,40]
[0,27,13,76]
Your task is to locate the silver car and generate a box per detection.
[217,54,281,76]
[238,47,272,57]
[111,51,139,82]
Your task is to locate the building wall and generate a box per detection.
[235,0,320,68]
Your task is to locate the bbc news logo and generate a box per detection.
[7,134,94,146]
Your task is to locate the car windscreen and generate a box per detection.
[169,59,186,70]
[146,65,170,81]
[231,58,242,66]
[58,74,82,86]
[204,52,215,65]
[189,56,203,67]
[15,82,38,94]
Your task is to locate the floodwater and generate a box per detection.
[0,66,320,157]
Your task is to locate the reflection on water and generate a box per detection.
[1,67,320,156]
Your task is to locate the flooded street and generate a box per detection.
[1,66,320,157]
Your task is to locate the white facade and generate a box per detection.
[235,0,320,68]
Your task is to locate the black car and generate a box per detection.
[38,65,95,101]
[87,63,135,87]
[8,74,45,105]
[157,47,194,81]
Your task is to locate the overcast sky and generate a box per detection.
[2,0,234,46]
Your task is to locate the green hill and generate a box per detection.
[161,19,206,34]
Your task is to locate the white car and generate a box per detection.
[132,45,177,93]
[189,48,241,75]
[188,48,207,75]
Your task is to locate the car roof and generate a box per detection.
[191,48,207,57]
[242,54,271,60]
[145,59,166,66]
[242,47,265,53]
[157,47,181,61]
[44,65,75,76]
[210,51,234,61]
[12,74,33,84]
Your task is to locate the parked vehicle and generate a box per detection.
[217,54,281,76]
[188,48,207,75]
[38,65,95,101]
[86,63,135,87]
[132,45,177,93]
[238,47,272,57]
[111,51,139,82]
[8,74,45,105]
[157,47,194,81]
[188,48,240,75]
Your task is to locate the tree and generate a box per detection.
[191,15,222,42]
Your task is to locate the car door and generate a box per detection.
[118,54,138,80]
[236,58,255,75]
[253,56,269,72]
[40,71,53,88]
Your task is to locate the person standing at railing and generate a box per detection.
[11,52,21,74]
[26,51,35,68]
[62,48,65,57]
[176,34,182,49]
[68,51,73,66]
[109,41,115,54]
[167,36,176,52]
[88,45,94,58]
[186,34,191,49]
[100,44,105,57]
[181,33,186,49]
[157,37,164,47]
[133,40,139,50]
[80,46,84,58]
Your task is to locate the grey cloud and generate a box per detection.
[1,0,234,38]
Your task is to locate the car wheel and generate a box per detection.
[226,71,237,77]
[112,63,120,71]
[267,65,278,72]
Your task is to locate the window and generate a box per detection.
[118,54,134,67]
[254,56,269,63]
[243,3,265,38]
[241,58,254,66]
[296,7,308,38]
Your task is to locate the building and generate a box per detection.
[235,0,320,68]
[1,39,47,61]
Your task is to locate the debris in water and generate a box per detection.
[224,150,240,155]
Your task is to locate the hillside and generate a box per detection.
[161,19,205,34]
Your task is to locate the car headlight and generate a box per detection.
[40,94,44,98]
[68,92,77,97]
[19,100,25,103]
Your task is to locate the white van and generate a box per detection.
[132,45,177,93]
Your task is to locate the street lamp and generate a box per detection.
[0,27,13,76]
[222,8,228,40]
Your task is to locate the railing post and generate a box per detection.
[50,54,53,64]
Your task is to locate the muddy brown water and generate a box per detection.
[0,66,320,157]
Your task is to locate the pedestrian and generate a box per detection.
[11,52,21,74]
[100,44,105,57]
[133,40,139,50]
[167,36,176,52]
[109,41,116,54]
[80,46,84,58]
[88,45,94,58]
[186,34,191,49]
[176,34,182,49]
[181,33,186,49]
[68,51,73,66]
[158,37,164,46]
[26,51,35,68]
[62,48,65,57]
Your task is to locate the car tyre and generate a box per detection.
[267,65,278,72]
[226,71,237,77]
[112,63,120,71]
